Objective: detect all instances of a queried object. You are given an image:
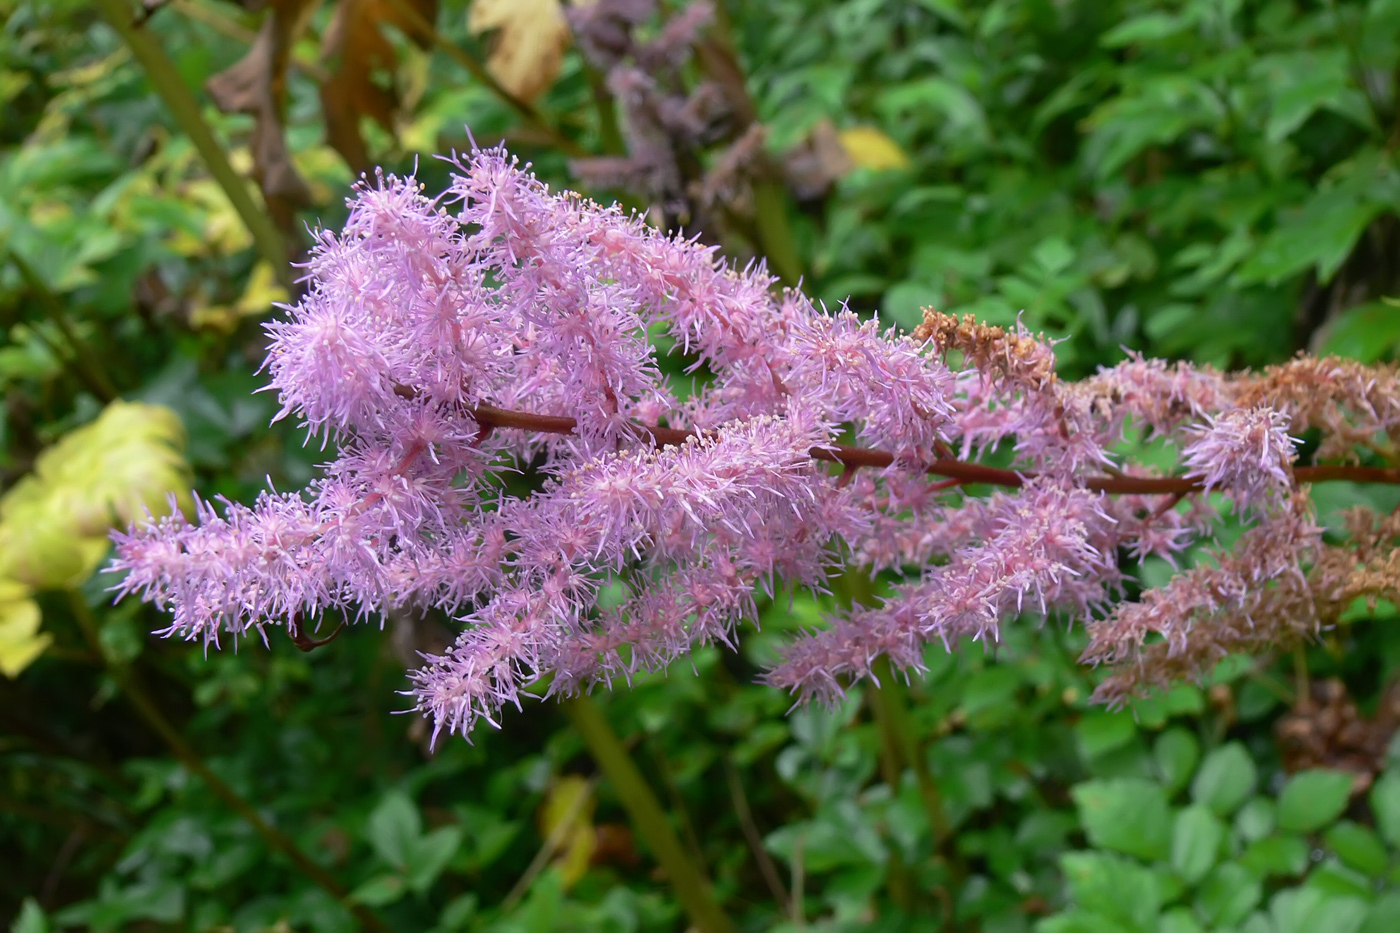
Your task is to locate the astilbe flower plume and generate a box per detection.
[113,145,1400,742]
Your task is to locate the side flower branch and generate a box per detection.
[110,144,1400,741]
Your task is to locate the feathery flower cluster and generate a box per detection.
[112,145,1400,741]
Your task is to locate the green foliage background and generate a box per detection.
[8,1,1400,931]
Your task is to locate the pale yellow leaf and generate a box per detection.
[538,775,597,887]
[0,581,49,678]
[838,125,910,171]
[0,401,192,589]
[468,0,571,103]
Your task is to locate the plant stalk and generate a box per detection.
[95,0,293,291]
[67,593,387,932]
[562,695,734,933]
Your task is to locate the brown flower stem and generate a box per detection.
[562,695,734,933]
[722,756,792,918]
[66,593,389,933]
[411,396,1400,495]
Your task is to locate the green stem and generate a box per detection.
[751,178,803,287]
[869,657,951,846]
[5,249,118,402]
[561,696,734,933]
[95,0,293,292]
[66,594,388,933]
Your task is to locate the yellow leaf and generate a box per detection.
[0,401,192,589]
[838,125,910,171]
[468,0,571,103]
[538,775,597,887]
[192,262,291,332]
[0,581,49,678]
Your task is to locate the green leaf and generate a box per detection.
[11,898,49,933]
[1077,709,1137,761]
[882,280,940,331]
[1239,833,1310,877]
[1307,859,1374,899]
[1271,887,1368,933]
[1320,302,1400,362]
[1253,50,1374,143]
[1059,851,1161,931]
[1361,892,1400,933]
[1276,769,1354,833]
[1192,743,1257,816]
[1172,805,1225,885]
[1195,863,1262,927]
[1325,821,1388,877]
[367,792,421,870]
[1035,911,1128,933]
[349,874,406,907]
[1234,798,1276,842]
[1155,728,1200,796]
[406,826,463,893]
[1071,778,1172,861]
[1082,77,1223,179]
[1369,771,1400,848]
[1158,906,1204,933]
[1100,12,1192,47]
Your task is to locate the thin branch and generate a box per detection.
[561,696,734,933]
[722,756,791,918]
[66,593,389,933]
[6,249,118,402]
[404,394,1400,495]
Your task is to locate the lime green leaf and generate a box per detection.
[1077,709,1137,761]
[1100,12,1192,48]
[1276,769,1354,833]
[405,826,463,893]
[1361,892,1400,933]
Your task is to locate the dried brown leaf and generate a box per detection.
[467,0,570,103]
[206,0,320,232]
[319,0,436,171]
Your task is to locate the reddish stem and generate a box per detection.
[461,402,1400,494]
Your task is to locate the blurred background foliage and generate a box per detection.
[8,0,1400,930]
